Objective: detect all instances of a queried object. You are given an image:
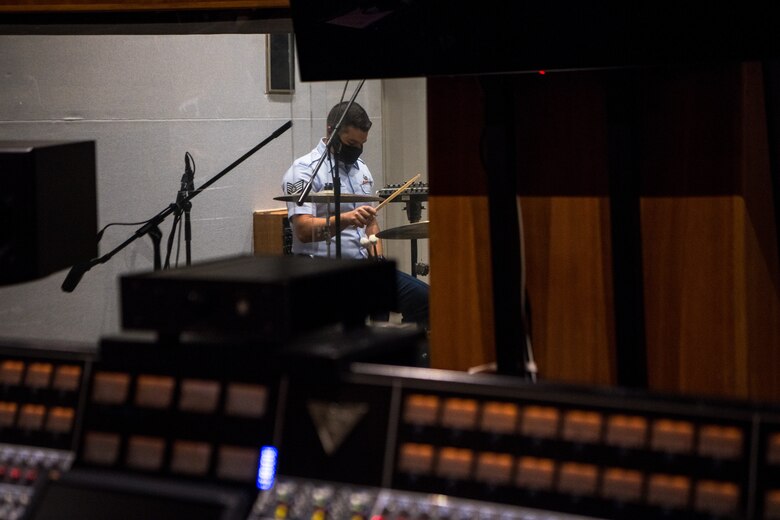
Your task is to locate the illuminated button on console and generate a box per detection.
[697,424,743,460]
[52,365,82,392]
[558,462,598,496]
[45,407,75,434]
[83,431,121,465]
[23,468,38,484]
[135,375,175,409]
[605,415,647,449]
[601,467,643,502]
[694,480,739,516]
[475,452,513,485]
[766,489,780,519]
[435,447,473,480]
[562,410,602,444]
[480,401,519,434]
[92,372,130,405]
[217,445,259,482]
[403,394,440,426]
[126,435,165,471]
[650,419,694,454]
[179,379,221,413]
[516,457,555,490]
[17,404,45,430]
[225,383,267,418]
[441,398,479,430]
[171,440,212,476]
[767,433,780,465]
[520,406,560,439]
[0,360,24,386]
[24,363,53,389]
[0,402,17,428]
[647,474,690,509]
[398,443,434,474]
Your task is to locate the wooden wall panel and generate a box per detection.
[643,197,748,397]
[428,63,780,401]
[428,195,495,371]
[744,199,780,400]
[641,63,780,401]
[643,195,780,401]
[427,75,616,383]
[521,197,615,386]
[427,76,494,371]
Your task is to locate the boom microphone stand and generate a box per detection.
[61,120,292,292]
[295,80,365,259]
[183,152,194,266]
[164,152,195,269]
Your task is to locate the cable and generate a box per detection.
[174,215,183,267]
[96,219,157,243]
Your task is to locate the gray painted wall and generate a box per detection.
[0,34,414,346]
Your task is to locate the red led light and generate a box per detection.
[538,70,546,75]
[24,469,38,482]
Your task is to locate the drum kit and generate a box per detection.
[274,177,430,277]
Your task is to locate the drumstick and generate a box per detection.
[369,234,379,257]
[375,174,421,212]
[360,236,373,257]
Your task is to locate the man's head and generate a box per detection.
[326,101,372,136]
[326,101,372,164]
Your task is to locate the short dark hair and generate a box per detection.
[327,101,372,134]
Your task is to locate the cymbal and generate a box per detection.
[275,191,382,203]
[376,221,429,240]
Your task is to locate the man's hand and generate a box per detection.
[344,206,377,228]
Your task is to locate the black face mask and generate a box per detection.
[332,140,363,165]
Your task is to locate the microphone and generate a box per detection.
[176,153,192,209]
[184,152,194,192]
[61,259,99,292]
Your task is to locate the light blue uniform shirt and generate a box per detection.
[282,139,376,259]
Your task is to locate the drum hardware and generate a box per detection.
[404,199,424,224]
[377,221,429,278]
[375,222,428,240]
[376,181,429,200]
[374,174,421,212]
[377,180,429,224]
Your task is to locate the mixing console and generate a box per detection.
[2,336,780,519]
[249,477,602,520]
[0,339,91,520]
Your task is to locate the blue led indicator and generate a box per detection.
[257,446,278,491]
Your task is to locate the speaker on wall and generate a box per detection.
[266,33,295,94]
[0,140,97,286]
